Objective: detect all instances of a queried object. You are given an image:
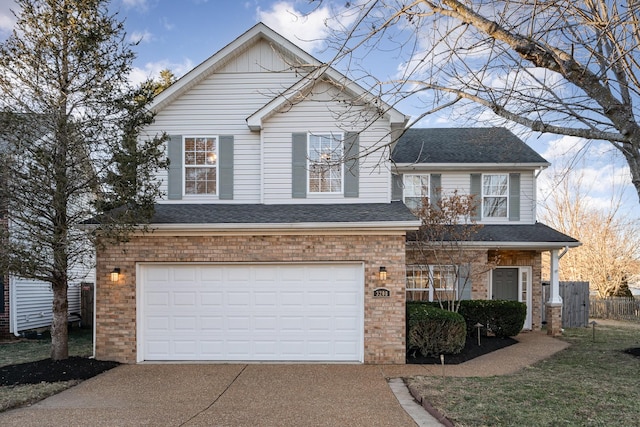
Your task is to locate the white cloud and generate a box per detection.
[121,0,149,10]
[128,58,194,87]
[129,30,154,44]
[256,1,332,53]
[0,0,17,36]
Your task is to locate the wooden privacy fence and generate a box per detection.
[542,281,590,328]
[590,297,640,321]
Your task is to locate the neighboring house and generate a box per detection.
[93,23,577,364]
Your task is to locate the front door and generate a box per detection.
[492,268,519,300]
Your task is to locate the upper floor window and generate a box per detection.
[308,133,343,193]
[403,174,429,210]
[482,174,508,218]
[184,136,217,195]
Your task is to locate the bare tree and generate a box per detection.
[408,191,498,311]
[539,167,640,297]
[317,0,640,201]
[0,0,167,360]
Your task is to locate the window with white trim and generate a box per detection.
[406,265,457,302]
[482,174,508,218]
[403,175,429,210]
[308,133,343,193]
[184,137,217,195]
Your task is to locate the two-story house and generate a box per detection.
[93,23,577,365]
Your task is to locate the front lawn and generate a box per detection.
[0,327,94,412]
[407,320,640,426]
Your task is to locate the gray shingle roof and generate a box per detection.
[392,128,549,164]
[149,202,419,224]
[408,223,579,246]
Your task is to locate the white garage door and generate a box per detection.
[138,263,364,362]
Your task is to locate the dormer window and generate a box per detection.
[403,174,429,210]
[482,174,508,218]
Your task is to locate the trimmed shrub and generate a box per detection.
[407,303,466,357]
[459,300,527,338]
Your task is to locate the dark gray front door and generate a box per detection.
[492,268,519,300]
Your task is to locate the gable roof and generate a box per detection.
[392,128,549,167]
[150,23,408,129]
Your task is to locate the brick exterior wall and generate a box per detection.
[95,233,407,364]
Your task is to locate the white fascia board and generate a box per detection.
[394,162,550,171]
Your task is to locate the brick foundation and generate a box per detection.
[95,232,408,364]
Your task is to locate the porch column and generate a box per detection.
[546,249,563,336]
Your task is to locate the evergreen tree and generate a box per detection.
[0,0,167,360]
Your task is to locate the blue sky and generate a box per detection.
[0,0,637,218]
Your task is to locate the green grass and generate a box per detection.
[407,321,640,427]
[0,327,93,412]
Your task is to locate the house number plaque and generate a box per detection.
[373,287,391,297]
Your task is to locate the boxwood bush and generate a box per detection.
[458,300,527,338]
[407,302,466,357]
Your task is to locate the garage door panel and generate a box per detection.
[173,292,197,306]
[201,292,223,306]
[141,264,363,361]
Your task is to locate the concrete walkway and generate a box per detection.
[0,331,569,427]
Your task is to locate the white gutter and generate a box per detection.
[394,162,550,171]
[140,221,421,236]
[408,241,581,250]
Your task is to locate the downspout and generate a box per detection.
[9,276,20,336]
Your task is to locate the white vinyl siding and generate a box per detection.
[262,81,391,204]
[10,277,87,333]
[148,39,303,203]
[414,171,536,224]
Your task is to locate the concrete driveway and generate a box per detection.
[0,364,420,426]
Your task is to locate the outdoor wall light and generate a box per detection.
[379,266,387,281]
[110,268,121,283]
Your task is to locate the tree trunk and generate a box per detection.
[50,278,69,360]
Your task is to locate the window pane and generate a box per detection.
[483,174,507,196]
[404,175,429,209]
[483,196,507,217]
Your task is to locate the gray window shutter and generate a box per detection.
[391,174,403,201]
[470,173,481,220]
[218,135,234,200]
[167,135,183,200]
[509,173,520,221]
[292,133,307,198]
[458,264,472,300]
[430,173,441,209]
[344,132,359,198]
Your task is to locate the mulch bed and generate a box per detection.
[623,347,640,358]
[407,335,518,364]
[0,357,120,386]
